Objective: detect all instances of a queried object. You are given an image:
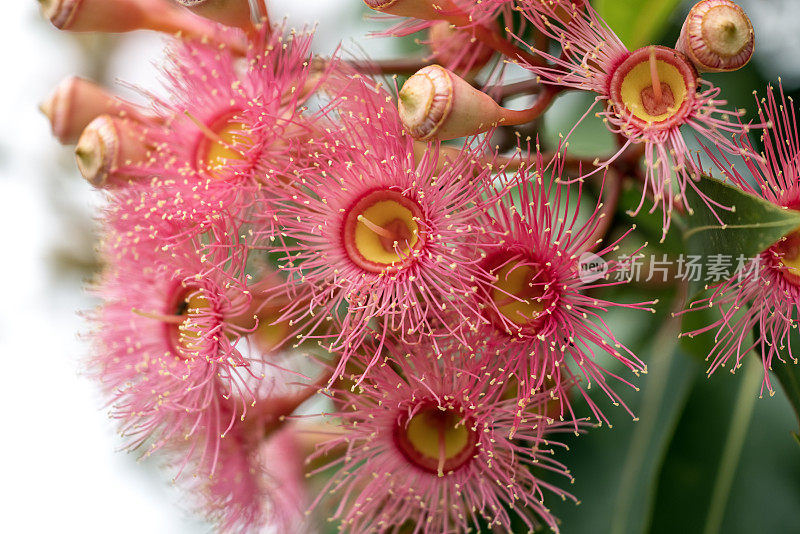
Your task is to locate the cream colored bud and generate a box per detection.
[676,0,754,72]
[40,77,151,145]
[399,65,537,141]
[75,115,151,188]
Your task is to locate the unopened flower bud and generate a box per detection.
[399,65,537,141]
[427,21,494,76]
[676,0,754,72]
[173,0,253,30]
[74,115,151,188]
[363,0,453,20]
[38,0,245,51]
[40,76,150,145]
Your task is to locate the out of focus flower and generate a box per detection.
[90,221,259,463]
[72,24,331,245]
[182,385,316,533]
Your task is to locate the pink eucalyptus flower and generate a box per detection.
[509,0,756,238]
[103,24,330,243]
[90,221,262,467]
[682,83,800,395]
[267,73,506,378]
[365,0,511,37]
[183,404,312,533]
[308,338,579,533]
[466,149,653,427]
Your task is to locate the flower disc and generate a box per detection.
[342,189,425,273]
[194,110,250,180]
[609,46,698,130]
[393,404,478,476]
[165,284,213,355]
[773,229,800,286]
[482,252,558,335]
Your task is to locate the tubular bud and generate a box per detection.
[40,76,150,145]
[676,0,754,72]
[74,115,151,188]
[427,21,494,75]
[38,0,243,50]
[363,0,455,20]
[172,0,253,30]
[399,65,535,141]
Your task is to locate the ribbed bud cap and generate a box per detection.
[399,65,533,141]
[676,0,754,72]
[75,115,150,188]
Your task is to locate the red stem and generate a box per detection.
[347,56,431,76]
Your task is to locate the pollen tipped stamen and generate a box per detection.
[437,422,447,478]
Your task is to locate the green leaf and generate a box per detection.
[545,294,698,534]
[772,358,800,443]
[609,324,698,534]
[701,357,762,534]
[682,176,800,295]
[595,0,682,49]
[651,354,800,534]
[754,322,800,443]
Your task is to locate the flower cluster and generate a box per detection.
[39,0,800,532]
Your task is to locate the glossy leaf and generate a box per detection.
[651,356,800,534]
[595,0,682,49]
[755,323,800,444]
[609,331,698,534]
[682,176,800,295]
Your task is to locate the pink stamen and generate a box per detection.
[437,421,446,478]
[357,214,393,239]
[649,46,664,108]
[183,110,246,158]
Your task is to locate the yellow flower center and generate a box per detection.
[483,253,556,334]
[175,290,210,354]
[343,190,425,273]
[610,46,696,127]
[774,229,800,285]
[252,310,291,354]
[194,111,250,180]
[394,406,478,477]
[492,261,548,326]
